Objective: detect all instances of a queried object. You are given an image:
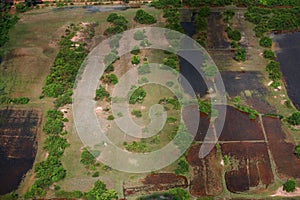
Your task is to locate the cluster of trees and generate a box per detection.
[245,6,300,37]
[134,9,157,24]
[233,47,247,62]
[105,13,128,35]
[42,24,89,108]
[194,6,210,31]
[287,112,300,126]
[163,8,184,32]
[150,0,181,8]
[266,60,282,88]
[0,12,19,47]
[24,110,69,198]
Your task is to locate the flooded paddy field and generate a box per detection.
[221,142,274,193]
[273,32,300,109]
[0,109,41,195]
[187,145,222,197]
[262,117,300,178]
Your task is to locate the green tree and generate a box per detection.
[134,9,157,24]
[85,180,118,200]
[287,112,300,125]
[259,36,272,47]
[283,179,296,192]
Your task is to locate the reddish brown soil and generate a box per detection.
[187,145,222,197]
[263,117,300,178]
[218,106,265,141]
[221,142,274,193]
[123,173,188,196]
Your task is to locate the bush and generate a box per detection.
[131,110,142,118]
[124,140,149,153]
[263,50,275,59]
[95,85,110,101]
[101,74,118,85]
[80,148,99,166]
[131,45,141,55]
[131,55,140,65]
[259,36,272,47]
[92,171,99,177]
[107,115,114,120]
[105,64,114,73]
[138,63,151,75]
[129,87,146,104]
[140,39,152,47]
[134,30,146,40]
[134,9,157,24]
[283,179,296,192]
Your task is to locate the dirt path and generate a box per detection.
[271,186,300,197]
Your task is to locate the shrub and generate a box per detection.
[259,36,272,48]
[131,55,140,65]
[95,85,110,101]
[101,74,118,85]
[105,64,114,73]
[134,30,146,40]
[138,63,151,75]
[131,110,142,118]
[92,171,99,177]
[131,45,140,55]
[134,9,157,24]
[80,148,99,166]
[129,87,146,104]
[140,39,152,47]
[107,115,114,120]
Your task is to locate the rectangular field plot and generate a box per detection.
[0,109,40,195]
[263,117,300,178]
[123,173,188,196]
[187,145,223,197]
[221,142,274,193]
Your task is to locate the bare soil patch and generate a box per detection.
[218,106,265,141]
[0,109,41,195]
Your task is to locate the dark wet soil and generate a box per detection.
[0,109,40,195]
[273,32,300,109]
